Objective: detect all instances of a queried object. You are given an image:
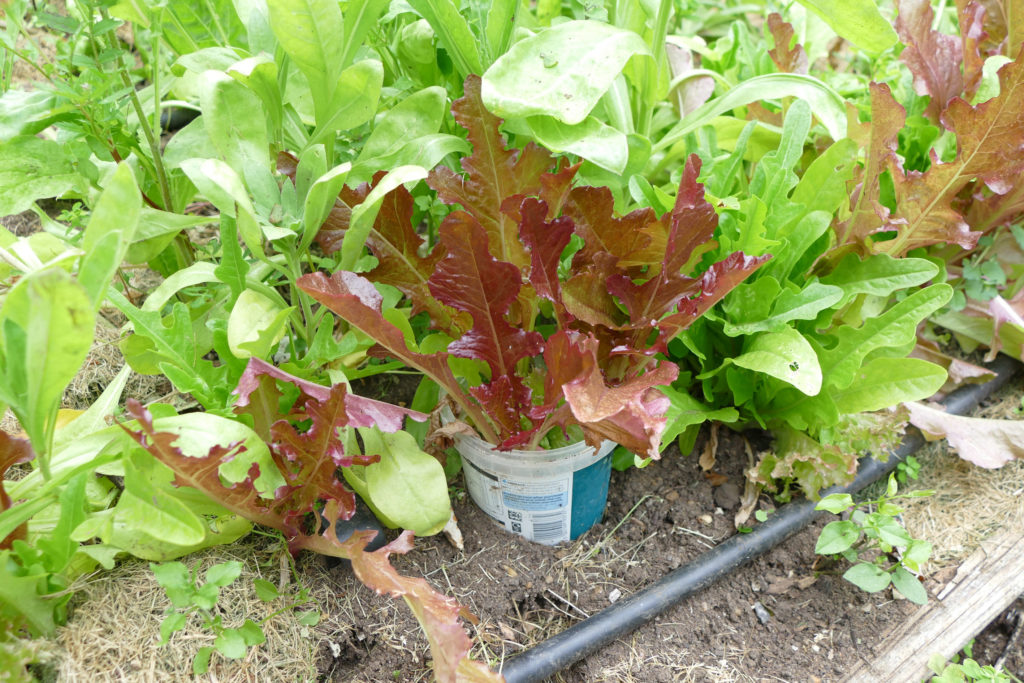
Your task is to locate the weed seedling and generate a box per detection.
[151,559,319,674]
[927,642,1019,683]
[814,474,934,604]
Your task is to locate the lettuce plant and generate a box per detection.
[298,76,765,458]
[658,96,951,500]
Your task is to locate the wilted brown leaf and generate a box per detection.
[906,400,1024,467]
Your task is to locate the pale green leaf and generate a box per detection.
[485,0,518,60]
[815,493,854,514]
[524,114,629,173]
[308,60,384,147]
[891,566,928,604]
[253,578,279,601]
[732,328,822,396]
[340,0,391,69]
[1,269,95,458]
[159,612,188,645]
[406,0,484,77]
[205,561,243,587]
[215,629,248,659]
[227,289,293,359]
[820,284,952,390]
[483,20,652,125]
[0,136,84,216]
[193,646,214,675]
[832,357,946,414]
[357,429,451,536]
[724,281,843,336]
[795,0,898,56]
[227,54,283,133]
[198,71,270,173]
[301,162,351,252]
[357,87,447,162]
[238,619,266,646]
[266,0,344,97]
[820,254,940,307]
[79,163,142,309]
[659,386,739,446]
[655,74,847,152]
[340,165,428,271]
[815,519,859,554]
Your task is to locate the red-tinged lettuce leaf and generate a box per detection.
[313,182,364,256]
[767,13,809,75]
[538,159,581,218]
[368,183,467,335]
[986,293,1024,360]
[297,271,499,443]
[539,331,678,459]
[517,197,573,324]
[561,252,627,328]
[1,432,34,549]
[470,374,534,444]
[235,357,426,433]
[954,0,1024,59]
[896,0,964,121]
[123,408,500,683]
[267,403,361,531]
[428,214,544,387]
[874,49,1024,255]
[128,385,365,536]
[605,156,724,327]
[301,516,502,683]
[267,382,384,528]
[564,185,659,269]
[657,252,771,343]
[959,1,988,98]
[427,214,543,442]
[122,400,290,531]
[965,178,1024,233]
[345,173,468,335]
[233,372,281,442]
[427,75,554,269]
[938,45,1024,195]
[836,83,907,249]
[666,43,715,116]
[907,400,1024,468]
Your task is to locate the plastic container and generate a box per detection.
[454,434,616,545]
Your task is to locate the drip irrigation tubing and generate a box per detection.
[499,353,1023,683]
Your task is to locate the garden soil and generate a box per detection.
[318,426,921,682]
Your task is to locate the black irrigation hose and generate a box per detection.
[500,353,1023,683]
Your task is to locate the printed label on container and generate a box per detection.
[461,460,573,544]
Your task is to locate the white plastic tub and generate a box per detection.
[454,433,616,545]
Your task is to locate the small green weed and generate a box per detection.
[897,455,923,484]
[928,649,1018,682]
[815,474,934,604]
[151,559,319,675]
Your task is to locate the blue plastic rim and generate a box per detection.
[569,454,612,539]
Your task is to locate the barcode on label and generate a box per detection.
[531,513,566,543]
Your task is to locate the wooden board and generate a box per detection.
[845,530,1024,682]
